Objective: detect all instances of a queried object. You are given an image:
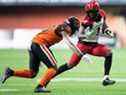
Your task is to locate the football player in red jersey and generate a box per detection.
[1,16,83,93]
[45,0,116,88]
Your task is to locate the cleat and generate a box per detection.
[34,85,51,93]
[1,68,13,84]
[102,78,116,86]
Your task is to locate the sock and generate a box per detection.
[103,75,109,80]
[39,68,56,87]
[13,69,36,78]
[104,53,112,75]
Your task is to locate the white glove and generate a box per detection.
[82,54,93,64]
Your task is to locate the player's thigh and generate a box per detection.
[68,53,82,67]
[29,50,40,73]
[91,44,111,56]
[42,45,57,68]
[36,44,57,69]
[67,42,87,67]
[68,42,93,67]
[76,42,90,53]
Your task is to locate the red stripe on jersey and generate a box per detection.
[42,45,57,65]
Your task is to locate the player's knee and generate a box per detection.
[30,71,38,78]
[106,51,112,57]
[48,64,57,70]
[31,73,37,78]
[49,66,58,72]
[103,47,112,57]
[108,52,112,57]
[104,52,113,61]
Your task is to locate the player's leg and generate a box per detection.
[34,44,57,93]
[12,50,40,78]
[1,42,41,83]
[44,42,86,87]
[91,44,115,86]
[44,52,82,88]
[55,42,87,76]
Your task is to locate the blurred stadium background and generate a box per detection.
[0,0,126,48]
[0,0,126,95]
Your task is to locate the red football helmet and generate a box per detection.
[85,0,100,12]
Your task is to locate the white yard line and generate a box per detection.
[0,89,19,92]
[1,77,126,87]
[53,78,126,82]
[1,77,126,92]
[44,77,126,82]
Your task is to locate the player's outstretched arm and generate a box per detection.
[61,31,83,57]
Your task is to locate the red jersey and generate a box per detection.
[78,9,107,43]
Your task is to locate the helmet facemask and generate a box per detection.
[87,9,99,20]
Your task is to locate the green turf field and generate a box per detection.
[0,48,126,95]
